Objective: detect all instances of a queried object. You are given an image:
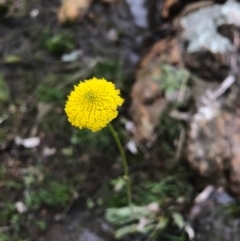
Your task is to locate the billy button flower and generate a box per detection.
[65,77,132,205]
[65,77,124,132]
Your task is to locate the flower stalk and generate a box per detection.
[107,123,132,205]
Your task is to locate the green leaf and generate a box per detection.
[0,73,10,103]
[106,206,152,225]
[4,55,21,63]
[115,223,154,239]
[146,217,169,241]
[172,212,185,229]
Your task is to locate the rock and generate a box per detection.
[78,229,104,241]
[139,38,181,68]
[57,0,92,24]
[125,0,148,28]
[161,0,178,18]
[129,37,181,144]
[180,0,240,196]
[180,1,240,54]
[185,97,240,195]
[38,211,113,241]
[129,58,166,144]
[190,187,239,241]
[176,1,240,81]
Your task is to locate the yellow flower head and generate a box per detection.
[65,77,124,132]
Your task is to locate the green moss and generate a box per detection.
[0,232,11,241]
[92,59,126,88]
[70,127,113,152]
[41,29,76,55]
[36,84,64,104]
[221,202,240,218]
[26,180,74,209]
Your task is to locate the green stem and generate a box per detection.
[107,123,132,205]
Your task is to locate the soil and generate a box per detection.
[2,0,240,241]
[0,0,154,240]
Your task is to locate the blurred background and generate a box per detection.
[1,0,240,240]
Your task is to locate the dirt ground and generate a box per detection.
[1,0,240,241]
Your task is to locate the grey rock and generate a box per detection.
[78,229,104,241]
[181,1,240,53]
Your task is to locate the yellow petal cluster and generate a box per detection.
[65,77,124,132]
